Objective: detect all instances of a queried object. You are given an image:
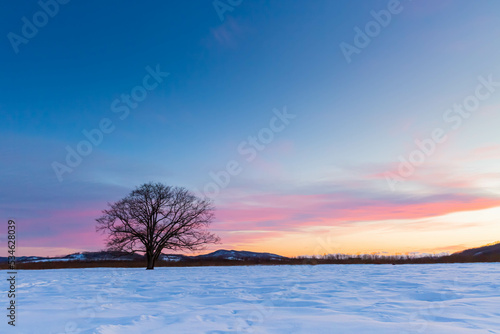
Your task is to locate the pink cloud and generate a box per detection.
[214,192,500,233]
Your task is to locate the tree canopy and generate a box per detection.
[96,182,219,269]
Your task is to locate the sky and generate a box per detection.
[1,0,500,257]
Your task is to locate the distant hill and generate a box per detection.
[3,243,500,268]
[191,249,286,261]
[454,242,500,257]
[160,250,285,262]
[0,251,145,263]
[0,249,287,264]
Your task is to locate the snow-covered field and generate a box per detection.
[3,263,500,333]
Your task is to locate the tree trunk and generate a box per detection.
[146,253,155,270]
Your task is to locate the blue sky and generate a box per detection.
[1,0,500,256]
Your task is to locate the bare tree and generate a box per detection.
[96,182,220,269]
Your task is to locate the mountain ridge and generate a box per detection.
[0,249,287,263]
[3,242,500,265]
[454,242,500,257]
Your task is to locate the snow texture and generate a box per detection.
[2,263,500,333]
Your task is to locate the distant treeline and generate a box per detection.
[2,252,500,270]
[296,252,500,265]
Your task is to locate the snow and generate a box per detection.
[159,255,182,262]
[24,258,74,263]
[2,263,500,333]
[69,254,86,260]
